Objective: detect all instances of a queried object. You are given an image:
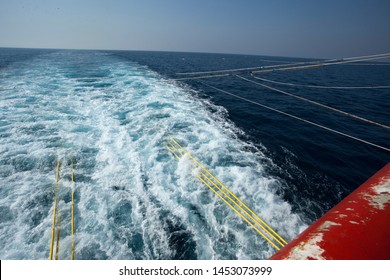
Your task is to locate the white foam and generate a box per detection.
[0,51,306,260]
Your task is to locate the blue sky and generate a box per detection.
[0,0,389,58]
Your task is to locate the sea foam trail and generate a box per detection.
[0,51,306,259]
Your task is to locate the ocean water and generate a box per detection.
[0,48,389,260]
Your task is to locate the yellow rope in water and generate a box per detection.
[49,159,61,260]
[169,136,287,245]
[71,160,75,260]
[166,145,181,160]
[55,213,61,260]
[167,136,287,249]
[197,174,280,250]
[199,170,286,247]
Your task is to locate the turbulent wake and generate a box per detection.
[0,51,305,259]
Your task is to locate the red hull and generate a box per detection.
[270,163,390,260]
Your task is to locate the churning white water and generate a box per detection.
[0,51,305,259]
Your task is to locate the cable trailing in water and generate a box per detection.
[177,67,268,76]
[176,60,324,76]
[345,63,390,66]
[175,58,308,76]
[236,75,390,130]
[49,158,77,260]
[166,136,287,250]
[251,53,390,74]
[172,73,230,81]
[175,53,390,77]
[49,159,61,260]
[250,75,390,89]
[200,82,390,153]
[55,213,61,260]
[71,160,75,260]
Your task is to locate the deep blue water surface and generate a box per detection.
[0,48,389,259]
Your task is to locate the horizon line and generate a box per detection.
[0,46,329,60]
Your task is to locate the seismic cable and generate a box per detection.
[236,75,390,130]
[55,213,61,260]
[176,59,329,76]
[172,73,230,81]
[175,58,308,75]
[169,137,287,248]
[250,75,390,89]
[71,160,75,260]
[197,174,281,250]
[198,170,286,248]
[49,159,61,260]
[200,82,390,153]
[251,54,390,74]
[348,63,390,66]
[167,136,287,249]
[176,53,390,77]
[176,61,323,76]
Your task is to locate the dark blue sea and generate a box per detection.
[0,48,389,259]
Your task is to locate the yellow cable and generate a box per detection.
[71,160,75,260]
[55,213,61,260]
[197,175,280,250]
[199,169,286,246]
[166,145,181,160]
[167,143,186,157]
[199,171,285,248]
[166,137,286,249]
[49,207,57,260]
[170,136,287,244]
[49,159,61,260]
[168,136,287,245]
